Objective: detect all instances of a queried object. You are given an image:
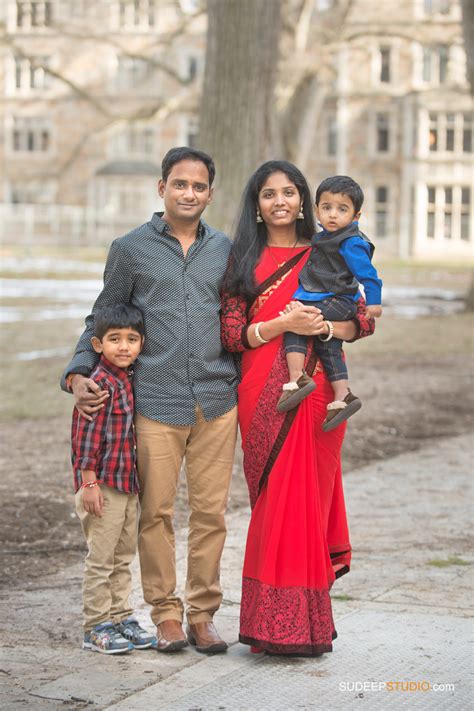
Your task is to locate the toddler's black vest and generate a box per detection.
[299,224,374,295]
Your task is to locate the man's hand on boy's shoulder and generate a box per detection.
[366,305,383,319]
[71,374,110,422]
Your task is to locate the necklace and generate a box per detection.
[266,236,301,268]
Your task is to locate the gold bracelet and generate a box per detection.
[254,322,270,345]
[319,320,334,342]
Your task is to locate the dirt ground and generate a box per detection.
[1,346,473,591]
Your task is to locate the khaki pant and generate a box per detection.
[136,406,238,626]
[75,485,138,632]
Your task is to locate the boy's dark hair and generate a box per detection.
[161,147,216,186]
[315,175,364,213]
[94,304,144,340]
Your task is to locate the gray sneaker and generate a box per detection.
[83,622,133,654]
[116,617,157,649]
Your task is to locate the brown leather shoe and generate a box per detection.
[155,619,188,653]
[186,622,228,654]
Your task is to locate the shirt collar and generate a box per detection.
[151,212,206,240]
[99,355,133,383]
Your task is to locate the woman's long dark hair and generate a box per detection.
[223,160,315,302]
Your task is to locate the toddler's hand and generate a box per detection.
[82,484,104,517]
[280,300,305,316]
[367,305,382,318]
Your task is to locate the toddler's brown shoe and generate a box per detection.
[276,371,316,413]
[322,390,361,432]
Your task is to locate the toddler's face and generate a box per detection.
[315,191,360,232]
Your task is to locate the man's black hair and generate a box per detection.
[315,175,364,213]
[94,304,144,340]
[161,147,216,186]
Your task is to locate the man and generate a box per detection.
[62,147,239,654]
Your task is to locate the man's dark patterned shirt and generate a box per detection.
[62,213,238,425]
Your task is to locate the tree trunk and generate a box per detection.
[198,0,282,232]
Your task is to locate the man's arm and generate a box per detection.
[60,240,134,406]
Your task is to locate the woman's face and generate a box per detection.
[258,171,301,229]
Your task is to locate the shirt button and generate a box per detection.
[186,294,190,300]
[308,259,312,265]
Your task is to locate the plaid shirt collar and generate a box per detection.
[150,212,206,241]
[98,355,133,384]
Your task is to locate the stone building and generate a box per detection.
[0,0,204,243]
[0,0,472,259]
[309,0,473,259]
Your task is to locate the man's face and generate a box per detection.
[159,159,213,223]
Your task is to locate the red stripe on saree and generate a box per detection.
[237,247,351,655]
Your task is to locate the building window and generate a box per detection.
[187,56,198,81]
[423,0,451,14]
[445,113,455,151]
[117,0,157,28]
[375,186,389,237]
[115,56,151,89]
[185,116,199,148]
[443,187,452,239]
[16,2,53,28]
[379,46,391,83]
[461,188,471,241]
[10,179,57,203]
[428,112,472,153]
[376,113,390,152]
[422,45,449,84]
[429,113,438,152]
[463,113,472,153]
[426,185,472,241]
[102,182,150,215]
[11,117,52,152]
[427,186,436,238]
[14,56,51,91]
[327,114,337,156]
[110,124,155,157]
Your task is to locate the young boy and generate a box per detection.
[71,304,156,653]
[277,175,383,431]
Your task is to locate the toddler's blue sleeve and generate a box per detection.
[339,237,382,306]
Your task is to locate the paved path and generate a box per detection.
[1,434,472,710]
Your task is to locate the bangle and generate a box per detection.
[254,322,270,345]
[319,320,334,342]
[81,481,99,489]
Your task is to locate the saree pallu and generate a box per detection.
[237,247,351,655]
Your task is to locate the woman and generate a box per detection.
[220,161,374,656]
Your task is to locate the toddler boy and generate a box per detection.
[71,304,156,653]
[277,176,382,430]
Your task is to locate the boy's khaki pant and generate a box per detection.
[136,406,238,626]
[75,485,138,632]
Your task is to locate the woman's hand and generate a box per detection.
[281,304,327,336]
[71,374,109,421]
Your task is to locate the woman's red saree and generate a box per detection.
[221,246,369,655]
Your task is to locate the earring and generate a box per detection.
[297,205,304,220]
[256,207,263,223]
